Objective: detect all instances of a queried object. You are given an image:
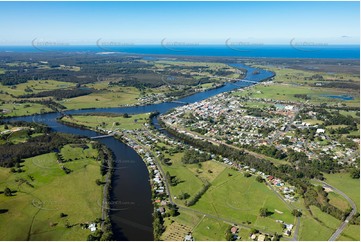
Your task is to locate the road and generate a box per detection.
[268,101,307,145]
[161,119,303,239]
[317,180,357,241]
[265,180,300,241]
[124,132,174,204]
[159,120,304,239]
[164,119,286,165]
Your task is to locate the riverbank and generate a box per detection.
[0,133,112,240]
[3,62,275,240]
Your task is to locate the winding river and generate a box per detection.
[6,63,274,240]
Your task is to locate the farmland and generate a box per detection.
[233,64,360,107]
[191,168,294,234]
[1,80,75,97]
[0,55,245,113]
[323,172,360,211]
[60,113,150,131]
[0,142,104,241]
[60,86,140,110]
[323,172,360,241]
[233,83,359,107]
[155,144,295,237]
[0,102,52,117]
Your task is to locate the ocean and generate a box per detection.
[0,45,359,59]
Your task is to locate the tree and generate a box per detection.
[244,172,251,178]
[178,192,190,200]
[256,176,264,183]
[168,204,179,217]
[87,234,97,241]
[250,228,259,234]
[291,209,302,217]
[65,220,71,228]
[273,232,282,241]
[4,187,11,196]
[350,168,360,179]
[95,179,103,186]
[225,225,233,241]
[259,208,268,217]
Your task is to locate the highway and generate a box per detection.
[316,180,357,241]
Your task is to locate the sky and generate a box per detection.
[0,1,359,45]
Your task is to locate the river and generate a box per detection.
[6,63,274,240]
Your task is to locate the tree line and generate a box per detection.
[159,119,351,220]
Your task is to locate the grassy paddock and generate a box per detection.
[61,113,150,131]
[327,192,351,212]
[191,168,294,233]
[337,224,360,241]
[323,172,360,211]
[1,80,75,97]
[192,216,230,241]
[61,87,140,110]
[0,102,52,117]
[0,143,103,241]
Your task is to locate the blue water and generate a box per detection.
[322,94,354,100]
[4,63,274,240]
[0,45,359,59]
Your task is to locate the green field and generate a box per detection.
[338,224,360,241]
[232,64,360,108]
[336,110,360,119]
[302,119,324,125]
[323,172,360,211]
[61,113,150,131]
[163,152,205,200]
[298,205,342,241]
[153,60,243,79]
[252,65,359,85]
[327,192,351,212]
[323,173,360,241]
[61,87,140,110]
[158,146,297,237]
[0,143,103,240]
[6,129,30,144]
[192,216,231,241]
[191,168,294,233]
[1,80,75,97]
[310,205,342,230]
[0,102,52,117]
[233,84,359,107]
[298,212,336,241]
